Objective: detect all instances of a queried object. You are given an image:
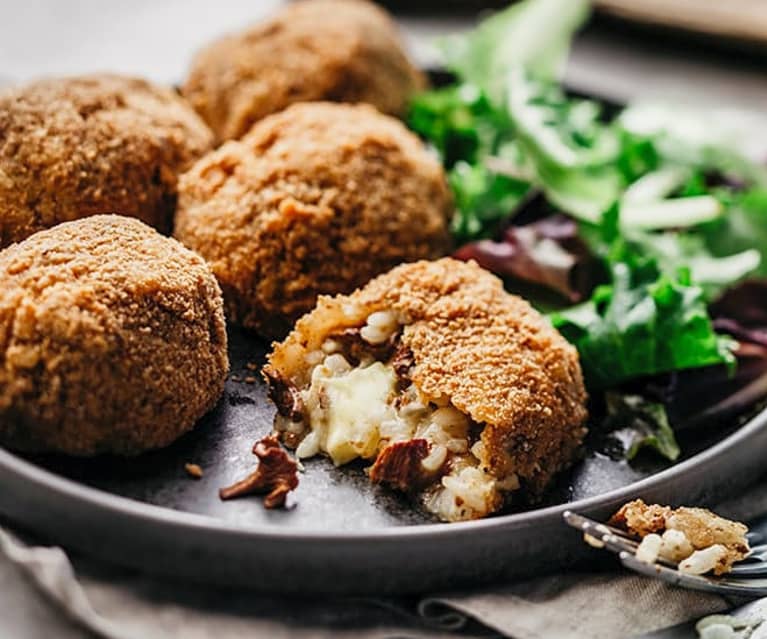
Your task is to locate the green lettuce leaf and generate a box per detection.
[449,161,531,242]
[504,69,623,222]
[439,0,590,103]
[618,103,767,187]
[551,261,736,389]
[627,232,759,300]
[581,205,760,300]
[603,393,680,461]
[702,188,767,277]
[408,84,502,168]
[505,69,620,170]
[411,1,617,239]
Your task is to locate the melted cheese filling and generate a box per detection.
[273,310,521,521]
[303,361,397,465]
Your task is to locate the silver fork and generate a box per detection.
[563,510,767,597]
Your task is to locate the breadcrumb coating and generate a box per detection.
[609,499,672,537]
[0,74,214,248]
[175,102,452,338]
[267,258,588,496]
[0,215,228,456]
[182,0,425,141]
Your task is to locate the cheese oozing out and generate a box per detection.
[273,310,520,521]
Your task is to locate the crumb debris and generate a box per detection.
[244,376,257,384]
[227,392,256,406]
[185,463,204,479]
[246,362,259,371]
[219,434,299,508]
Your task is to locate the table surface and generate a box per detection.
[0,2,765,638]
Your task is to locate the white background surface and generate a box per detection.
[0,0,285,84]
[0,0,464,85]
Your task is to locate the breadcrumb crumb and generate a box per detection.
[185,463,204,479]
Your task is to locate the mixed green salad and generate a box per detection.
[408,0,767,462]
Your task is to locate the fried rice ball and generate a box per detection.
[174,102,452,339]
[264,258,588,522]
[182,0,426,141]
[0,215,229,456]
[0,74,214,248]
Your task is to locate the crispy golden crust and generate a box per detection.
[174,102,452,339]
[0,74,214,248]
[668,507,750,554]
[609,499,673,536]
[0,215,229,456]
[182,0,425,141]
[267,258,588,494]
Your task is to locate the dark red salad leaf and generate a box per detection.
[453,214,597,302]
[711,279,767,330]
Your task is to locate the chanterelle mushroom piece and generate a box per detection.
[219,434,299,509]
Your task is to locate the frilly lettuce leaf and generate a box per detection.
[551,261,736,389]
[439,0,590,104]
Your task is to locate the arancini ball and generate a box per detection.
[0,215,228,456]
[0,74,214,248]
[182,0,426,141]
[264,258,588,522]
[174,102,452,339]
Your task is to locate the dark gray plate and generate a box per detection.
[0,326,766,594]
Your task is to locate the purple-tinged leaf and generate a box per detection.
[453,214,596,301]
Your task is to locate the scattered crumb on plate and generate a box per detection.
[185,463,204,479]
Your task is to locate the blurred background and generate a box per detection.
[0,0,766,112]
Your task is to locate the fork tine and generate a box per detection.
[563,511,639,556]
[597,532,639,556]
[563,510,640,543]
[620,552,767,597]
[563,510,604,532]
[729,562,767,576]
[747,531,764,545]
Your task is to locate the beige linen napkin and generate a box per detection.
[422,573,730,639]
[0,524,488,639]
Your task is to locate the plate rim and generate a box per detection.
[2,403,765,542]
